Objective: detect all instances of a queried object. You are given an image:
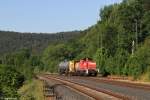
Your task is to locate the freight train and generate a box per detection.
[58,58,99,76]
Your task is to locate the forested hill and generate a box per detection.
[0,30,81,55]
[42,0,150,79]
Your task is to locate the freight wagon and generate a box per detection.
[58,58,98,76]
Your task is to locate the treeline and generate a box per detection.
[0,30,81,55]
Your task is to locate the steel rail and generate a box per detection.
[42,75,131,100]
[87,77,150,91]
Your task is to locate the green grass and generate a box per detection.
[140,72,150,82]
[18,79,44,100]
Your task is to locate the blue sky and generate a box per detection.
[0,0,122,33]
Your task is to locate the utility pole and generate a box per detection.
[99,31,103,69]
[132,19,138,56]
[98,29,102,69]
[132,40,135,56]
[135,19,138,50]
[127,0,130,6]
[98,31,101,68]
[118,31,120,49]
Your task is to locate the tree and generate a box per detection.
[0,64,24,97]
[94,48,109,76]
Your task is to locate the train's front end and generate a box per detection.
[79,58,98,76]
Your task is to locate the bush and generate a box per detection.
[94,48,109,76]
[0,64,25,97]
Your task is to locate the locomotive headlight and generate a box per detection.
[86,69,88,74]
[97,69,99,73]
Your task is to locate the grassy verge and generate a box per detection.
[18,79,44,100]
[140,72,150,82]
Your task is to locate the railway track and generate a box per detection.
[38,74,150,100]
[38,74,131,100]
[64,76,150,91]
[89,77,150,90]
[43,73,150,90]
[61,76,150,100]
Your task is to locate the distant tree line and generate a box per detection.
[0,31,81,55]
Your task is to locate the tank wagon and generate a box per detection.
[58,58,98,76]
[58,60,69,75]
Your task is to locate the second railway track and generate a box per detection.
[89,77,150,90]
[42,74,150,100]
[38,74,132,100]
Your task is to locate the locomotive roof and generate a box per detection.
[81,57,93,60]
